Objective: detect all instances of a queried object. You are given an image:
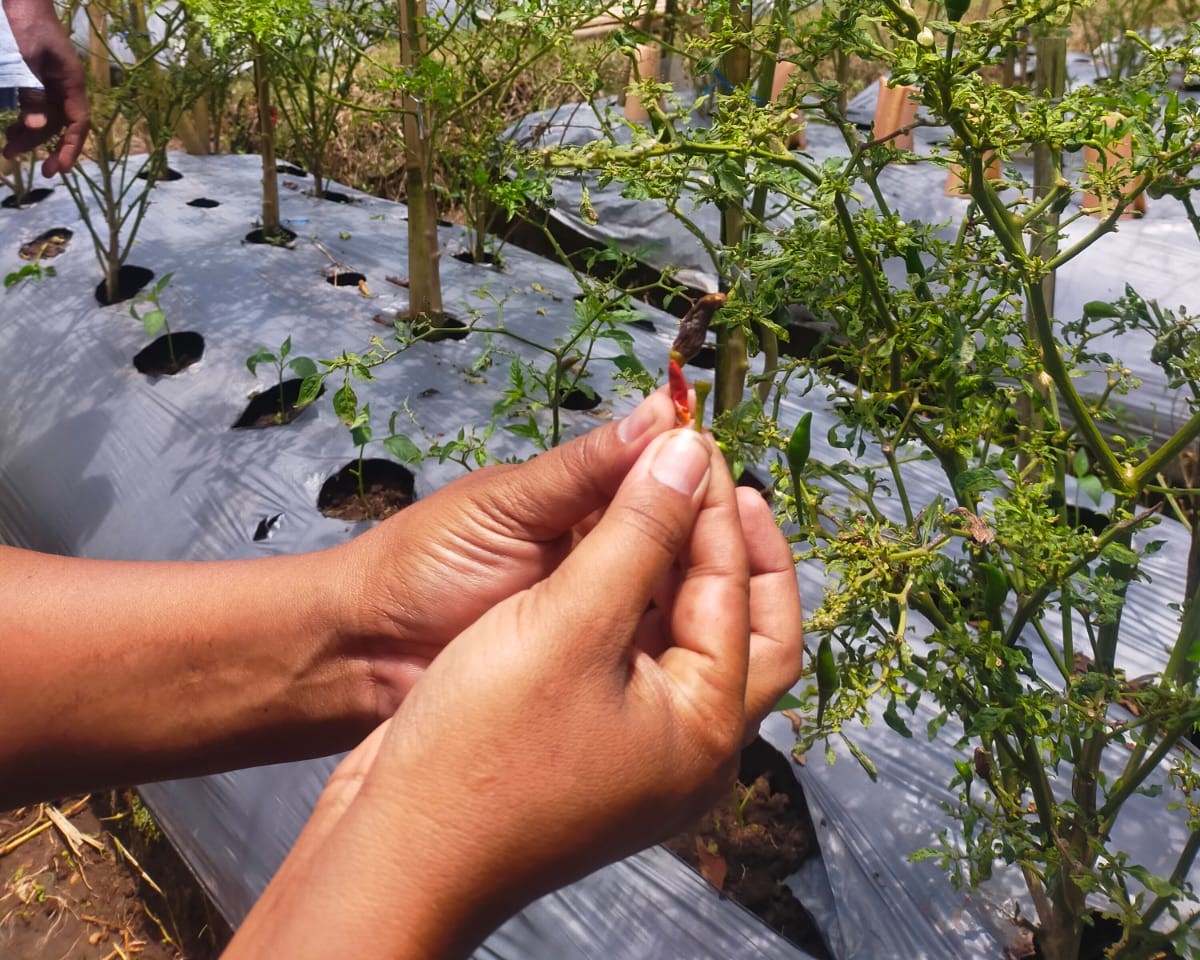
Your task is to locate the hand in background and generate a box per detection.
[3,0,89,174]
[229,427,804,960]
[334,389,679,717]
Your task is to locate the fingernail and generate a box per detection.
[651,431,710,495]
[617,394,658,443]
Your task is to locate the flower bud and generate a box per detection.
[917,27,935,46]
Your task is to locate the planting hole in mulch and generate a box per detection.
[232,378,324,429]
[321,190,354,204]
[133,332,205,376]
[405,312,470,342]
[665,736,830,959]
[95,264,155,306]
[326,270,366,288]
[627,316,657,333]
[135,166,183,182]
[451,249,500,267]
[559,385,602,411]
[18,227,72,260]
[1,187,53,209]
[686,342,717,370]
[244,226,298,247]
[187,197,221,208]
[318,459,416,522]
[276,163,307,176]
[253,513,283,541]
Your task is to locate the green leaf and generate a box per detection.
[1128,864,1179,899]
[350,424,372,447]
[1079,473,1104,506]
[773,692,803,712]
[1101,542,1139,566]
[280,336,292,361]
[297,375,324,407]
[289,356,319,379]
[383,433,423,464]
[1073,448,1089,478]
[883,697,913,738]
[953,467,1000,498]
[841,734,878,782]
[246,348,275,375]
[598,328,634,349]
[141,308,165,338]
[613,355,647,377]
[333,382,358,424]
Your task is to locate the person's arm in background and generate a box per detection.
[227,428,805,959]
[2,0,88,173]
[0,393,679,808]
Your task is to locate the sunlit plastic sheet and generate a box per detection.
[512,56,1200,448]
[2,150,1198,959]
[0,153,819,958]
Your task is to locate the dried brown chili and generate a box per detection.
[667,293,726,428]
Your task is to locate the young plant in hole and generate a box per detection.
[3,259,56,291]
[129,273,177,369]
[246,337,318,424]
[332,387,422,518]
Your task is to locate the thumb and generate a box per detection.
[529,429,714,657]
[483,390,677,541]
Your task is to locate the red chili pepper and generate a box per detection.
[668,352,691,427]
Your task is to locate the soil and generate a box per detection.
[0,793,230,960]
[664,738,831,959]
[19,228,72,260]
[317,458,416,521]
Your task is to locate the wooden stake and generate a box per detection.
[624,43,661,122]
[872,78,919,151]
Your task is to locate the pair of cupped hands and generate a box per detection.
[230,389,804,957]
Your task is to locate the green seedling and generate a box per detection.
[3,260,56,290]
[129,272,177,368]
[331,376,421,518]
[246,336,318,423]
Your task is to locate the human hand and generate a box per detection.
[332,389,681,718]
[3,0,89,175]
[246,427,804,959]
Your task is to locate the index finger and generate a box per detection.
[44,112,89,176]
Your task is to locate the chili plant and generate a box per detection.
[64,0,210,304]
[535,1,1200,956]
[271,0,386,200]
[129,271,177,365]
[185,0,311,243]
[331,396,421,519]
[246,336,318,424]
